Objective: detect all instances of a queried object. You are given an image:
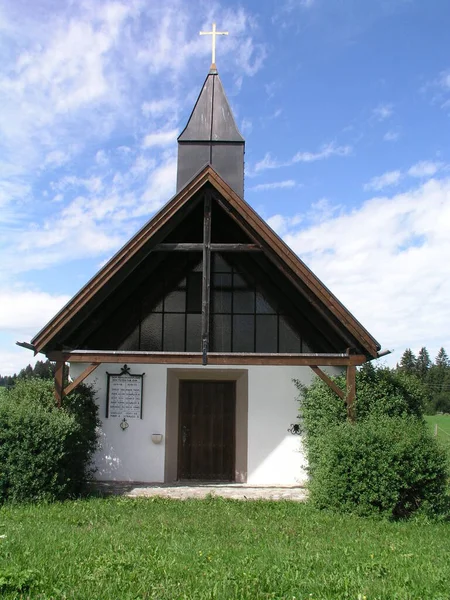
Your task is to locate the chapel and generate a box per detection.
[26,41,382,485]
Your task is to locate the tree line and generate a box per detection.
[0,360,56,388]
[397,347,450,414]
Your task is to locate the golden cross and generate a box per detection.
[199,22,228,66]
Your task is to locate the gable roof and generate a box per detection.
[31,165,380,357]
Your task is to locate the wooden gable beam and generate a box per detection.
[201,192,212,365]
[154,243,262,252]
[49,350,367,367]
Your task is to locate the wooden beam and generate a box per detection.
[54,360,65,407]
[153,243,261,252]
[49,351,367,367]
[201,193,212,365]
[63,362,100,397]
[346,365,356,422]
[310,366,345,400]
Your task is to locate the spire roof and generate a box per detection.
[178,69,244,143]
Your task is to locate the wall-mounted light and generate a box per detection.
[287,423,301,435]
[151,433,163,444]
[120,418,129,431]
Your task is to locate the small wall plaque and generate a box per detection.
[106,364,145,419]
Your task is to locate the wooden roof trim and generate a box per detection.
[32,166,212,352]
[48,350,368,367]
[208,170,380,357]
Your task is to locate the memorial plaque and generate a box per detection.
[106,365,144,419]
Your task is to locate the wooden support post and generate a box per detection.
[63,362,100,397]
[201,192,212,365]
[54,360,65,407]
[310,366,345,400]
[346,365,356,422]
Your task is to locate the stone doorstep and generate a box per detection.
[91,481,308,501]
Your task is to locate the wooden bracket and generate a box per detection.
[309,366,345,400]
[346,365,356,422]
[63,362,100,397]
[54,360,65,407]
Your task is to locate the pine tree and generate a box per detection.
[435,347,450,368]
[399,348,417,374]
[416,347,431,380]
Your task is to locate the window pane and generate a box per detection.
[212,254,231,273]
[234,290,254,313]
[213,273,232,289]
[118,327,139,351]
[140,313,162,351]
[164,290,186,312]
[233,274,249,289]
[302,340,311,353]
[212,291,232,313]
[256,291,276,314]
[256,315,278,353]
[193,259,203,272]
[186,272,202,313]
[186,314,201,351]
[279,316,301,353]
[233,315,255,352]
[211,315,231,352]
[163,314,185,351]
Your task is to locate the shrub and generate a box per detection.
[296,364,429,474]
[0,378,99,503]
[309,415,448,518]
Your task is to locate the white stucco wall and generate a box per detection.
[70,362,342,485]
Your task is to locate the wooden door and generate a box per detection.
[178,381,236,481]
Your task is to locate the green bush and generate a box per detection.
[0,378,99,503]
[296,364,429,474]
[295,364,449,519]
[309,415,448,518]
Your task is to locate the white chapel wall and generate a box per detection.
[70,362,342,485]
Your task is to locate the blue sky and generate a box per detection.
[1,0,450,373]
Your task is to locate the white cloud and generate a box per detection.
[439,70,450,90]
[142,129,178,149]
[372,103,394,121]
[292,142,352,163]
[241,118,253,135]
[250,180,297,192]
[267,213,303,237]
[254,153,282,173]
[0,290,70,334]
[253,142,352,174]
[408,161,443,178]
[0,346,40,378]
[270,177,450,361]
[142,98,178,118]
[383,131,400,142]
[364,170,402,191]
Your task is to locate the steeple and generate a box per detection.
[177,65,245,198]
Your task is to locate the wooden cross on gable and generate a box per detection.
[200,22,228,66]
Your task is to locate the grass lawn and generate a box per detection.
[425,414,450,449]
[1,498,449,599]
